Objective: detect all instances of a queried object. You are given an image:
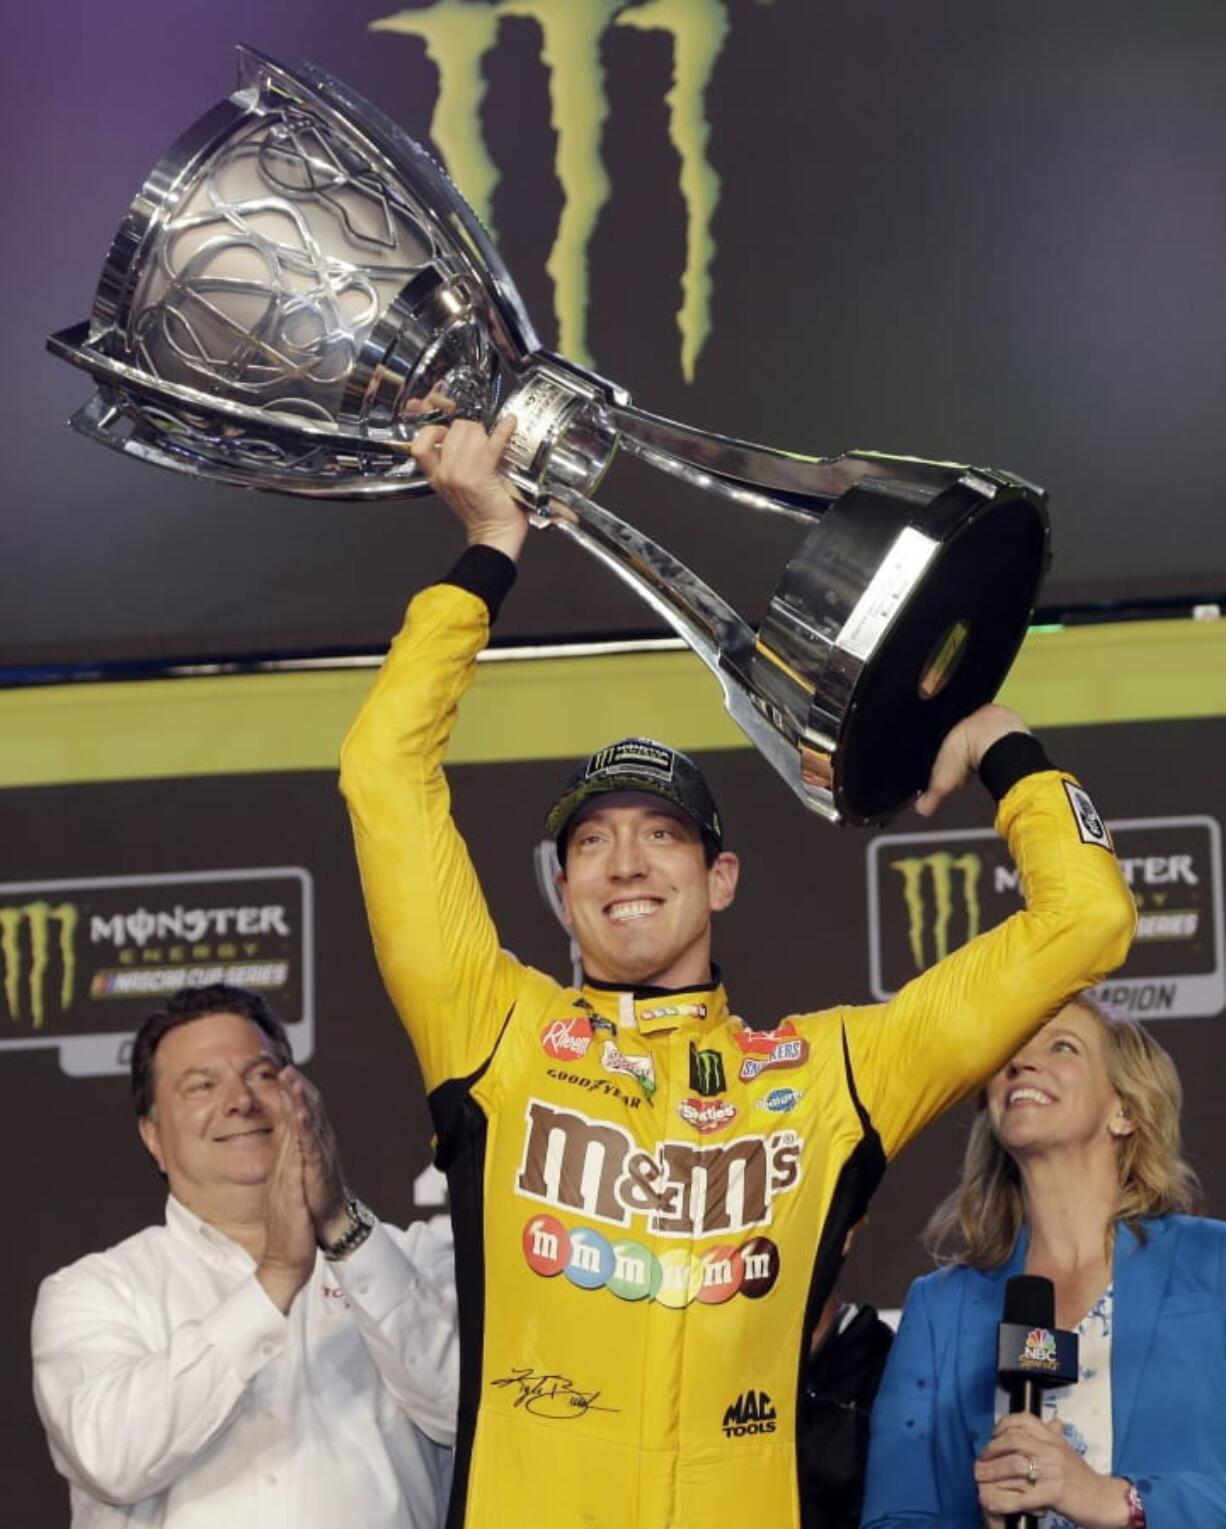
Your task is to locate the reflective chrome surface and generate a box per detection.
[51,46,1049,825]
[52,46,553,495]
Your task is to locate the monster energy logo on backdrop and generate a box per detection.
[0,869,314,1078]
[689,1040,726,1096]
[372,0,732,380]
[0,902,79,1028]
[867,816,1224,1016]
[890,853,982,970]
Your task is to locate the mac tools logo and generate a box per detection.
[721,1388,777,1437]
[866,817,1224,1020]
[0,868,314,1075]
[371,0,735,381]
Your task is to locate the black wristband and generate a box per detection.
[439,544,518,621]
[978,732,1055,802]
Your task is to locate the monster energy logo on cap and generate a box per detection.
[546,736,723,851]
[588,740,675,780]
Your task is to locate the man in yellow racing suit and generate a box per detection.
[340,418,1135,1529]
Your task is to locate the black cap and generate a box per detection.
[546,737,723,853]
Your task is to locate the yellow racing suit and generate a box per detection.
[340,558,1135,1529]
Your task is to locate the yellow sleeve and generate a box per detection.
[841,769,1136,1160]
[339,582,525,1092]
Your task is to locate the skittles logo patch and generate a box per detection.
[522,1214,780,1307]
[677,1096,737,1134]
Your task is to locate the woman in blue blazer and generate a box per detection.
[862,998,1226,1528]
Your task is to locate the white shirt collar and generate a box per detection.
[165,1194,258,1265]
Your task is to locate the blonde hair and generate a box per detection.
[925,997,1202,1267]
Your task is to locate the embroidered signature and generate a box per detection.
[489,1367,618,1420]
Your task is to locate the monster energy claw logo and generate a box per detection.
[0,902,78,1028]
[891,853,982,970]
[372,0,732,381]
[689,1040,726,1096]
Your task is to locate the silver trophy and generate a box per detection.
[49,46,1049,825]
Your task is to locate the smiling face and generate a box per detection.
[557,791,739,989]
[986,1001,1133,1162]
[137,1011,285,1209]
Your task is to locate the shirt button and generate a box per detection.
[355,1282,370,1297]
[259,1341,275,1358]
[266,1473,278,1487]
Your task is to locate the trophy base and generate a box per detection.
[750,470,1050,825]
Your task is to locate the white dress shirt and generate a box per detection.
[31,1197,458,1528]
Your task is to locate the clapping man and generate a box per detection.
[33,983,457,1528]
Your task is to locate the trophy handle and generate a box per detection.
[607,398,1036,522]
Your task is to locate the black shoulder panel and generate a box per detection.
[794,1026,889,1529]
[430,1006,513,1529]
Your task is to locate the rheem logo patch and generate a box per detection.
[540,1016,594,1061]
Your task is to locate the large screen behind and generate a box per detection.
[6,0,1225,669]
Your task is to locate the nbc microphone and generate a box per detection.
[997,1275,1079,1529]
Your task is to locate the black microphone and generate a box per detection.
[996,1275,1079,1529]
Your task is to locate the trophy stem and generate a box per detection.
[546,485,752,664]
[545,484,835,820]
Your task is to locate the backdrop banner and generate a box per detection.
[3,712,1223,1519]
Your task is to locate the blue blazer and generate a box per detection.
[861,1216,1226,1528]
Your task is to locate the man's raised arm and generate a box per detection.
[339,416,532,1090]
[840,705,1136,1159]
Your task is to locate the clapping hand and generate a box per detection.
[276,1066,350,1247]
[255,1084,317,1313]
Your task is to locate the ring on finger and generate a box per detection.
[1025,1458,1039,1486]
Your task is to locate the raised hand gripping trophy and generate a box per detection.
[49,46,1048,825]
